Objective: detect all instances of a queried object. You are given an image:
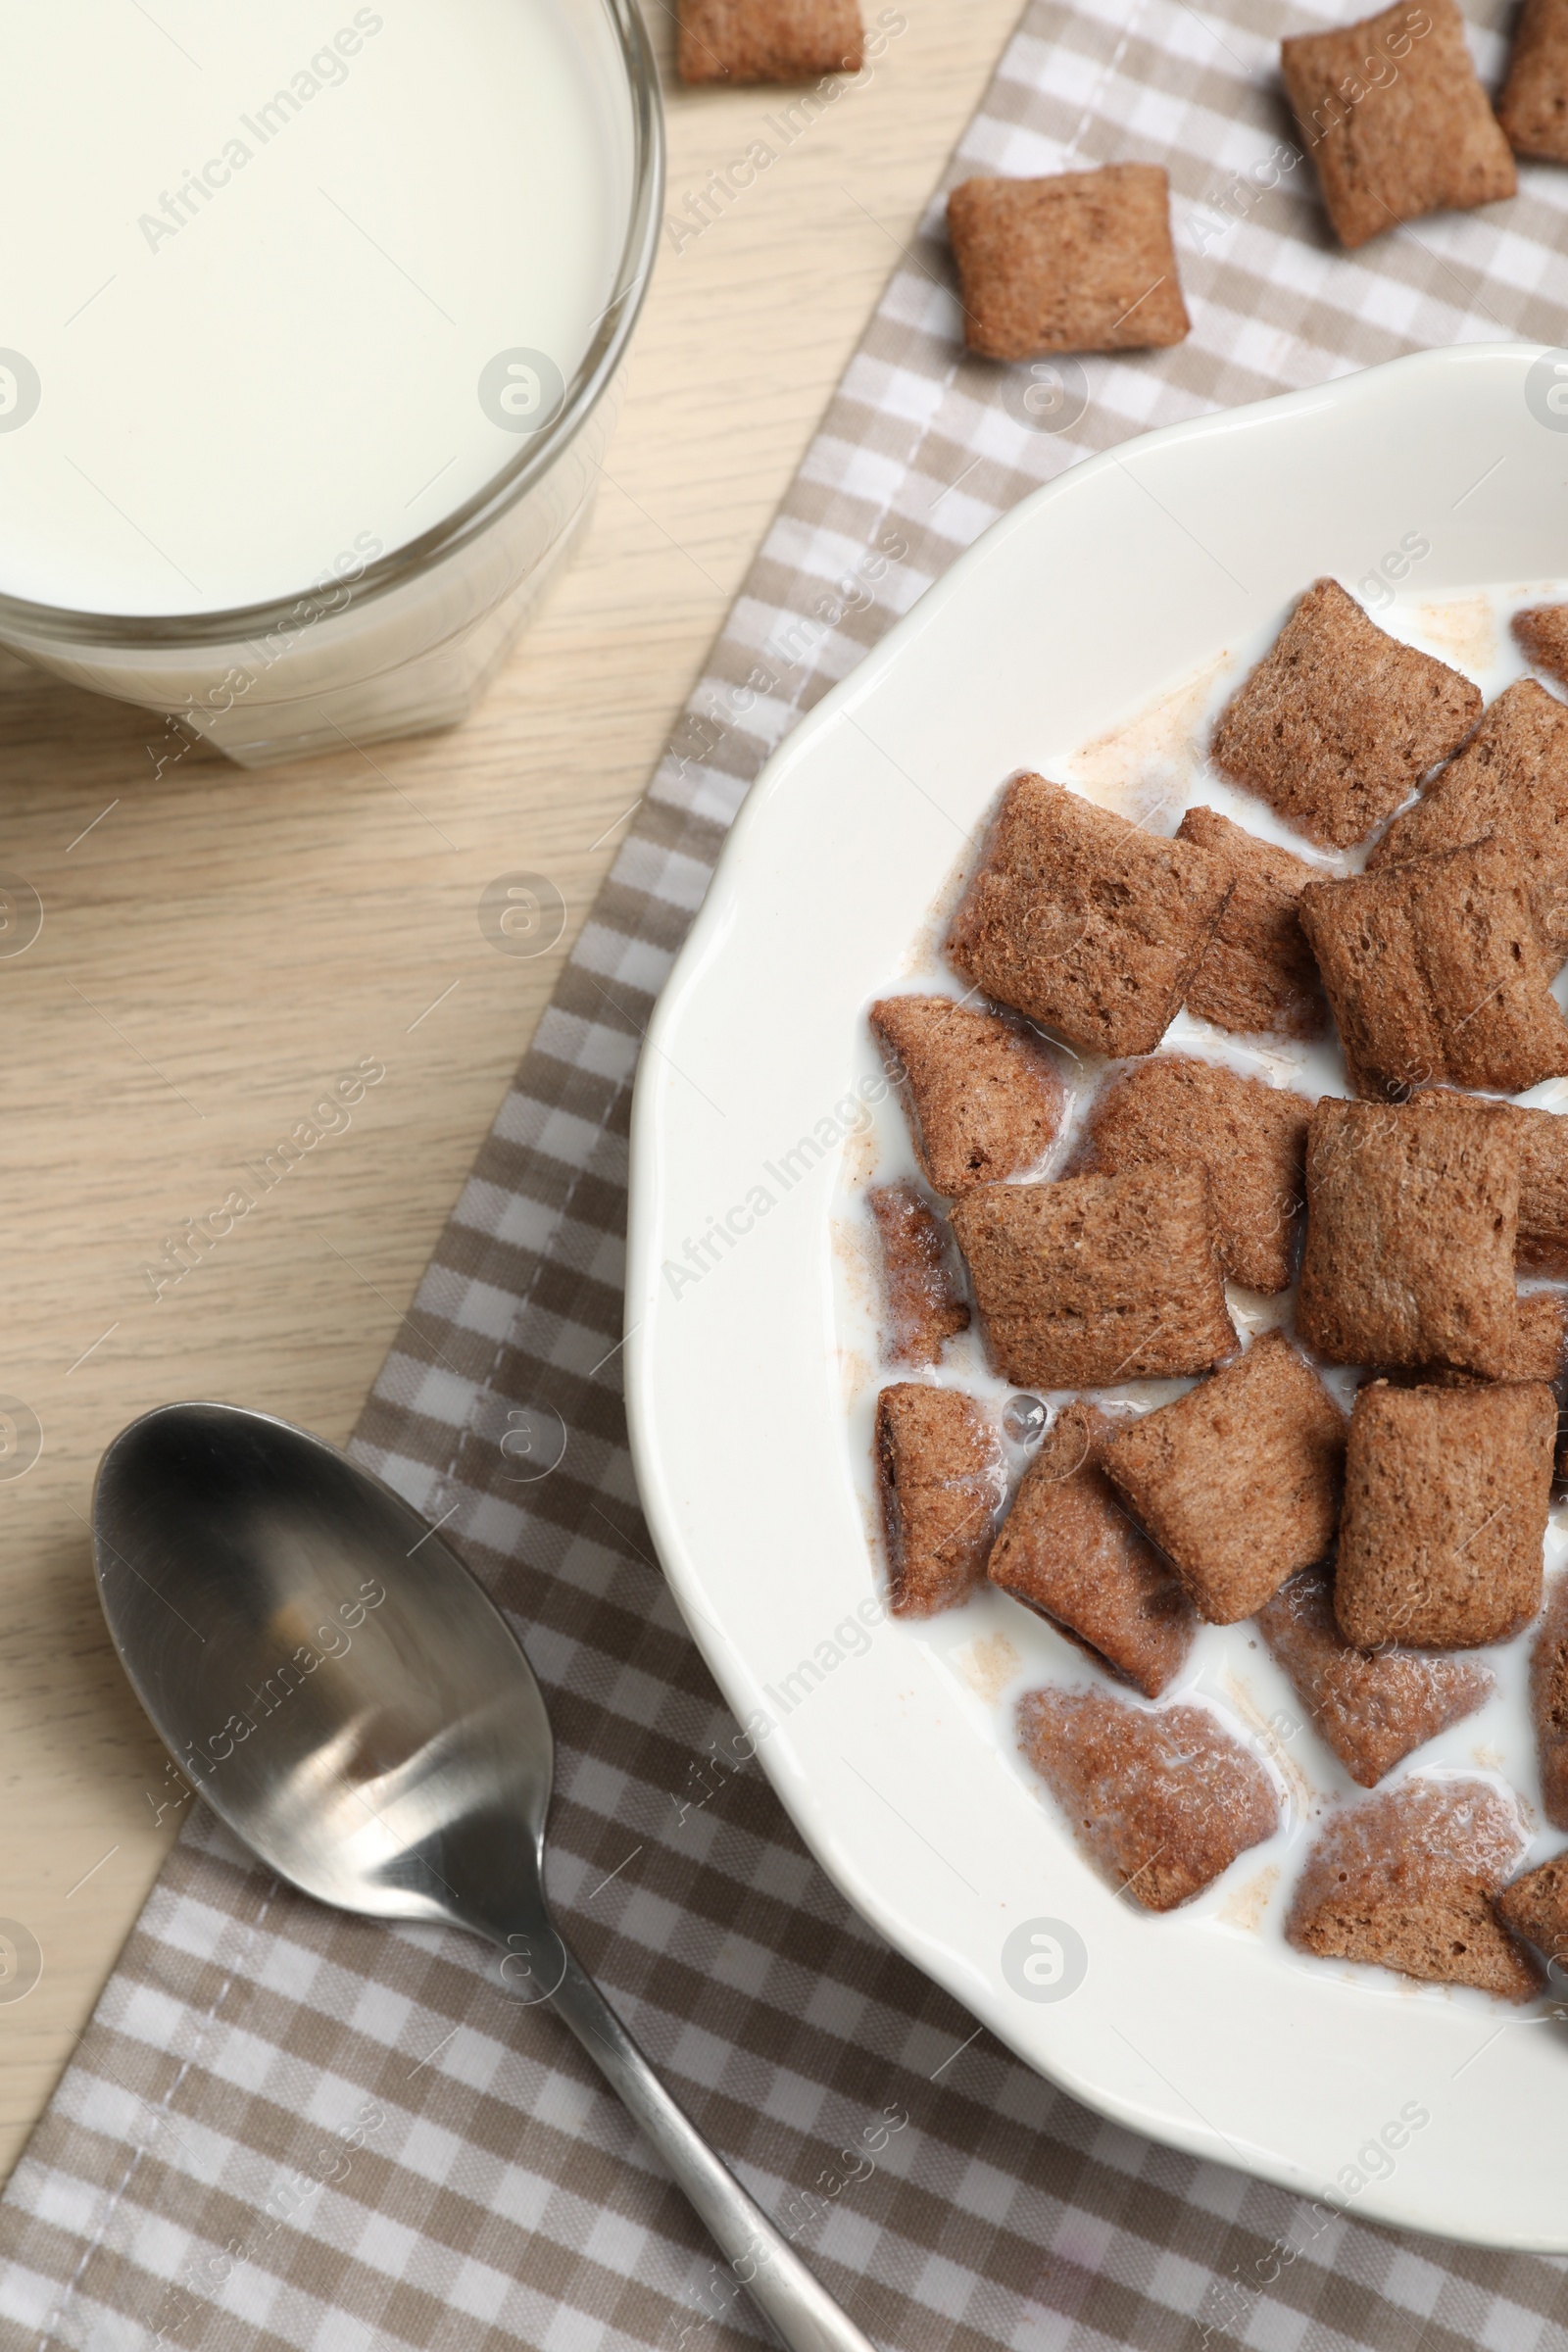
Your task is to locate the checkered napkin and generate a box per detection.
[11,1,1568,2346]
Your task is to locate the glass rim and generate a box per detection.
[0,0,665,654]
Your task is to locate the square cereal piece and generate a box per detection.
[1282,0,1516,250]
[1257,1567,1492,1788]
[1335,1379,1554,1649]
[1518,1115,1568,1271]
[1410,1086,1568,1273]
[1286,1778,1542,1999]
[1498,0,1568,159]
[1516,1291,1568,1381]
[987,1402,1197,1697]
[1368,678,1568,874]
[874,1384,1004,1617]
[1017,1685,1278,1910]
[1298,1099,1523,1376]
[1210,578,1482,849]
[1175,806,1327,1041]
[1367,681,1568,963]
[677,0,862,83]
[945,773,1232,1059]
[1531,1575,1568,1830]
[949,1164,1235,1390]
[1299,840,1568,1099]
[1391,1298,1568,1386]
[868,995,1065,1195]
[1102,1333,1346,1624]
[1076,1054,1310,1294]
[1515,601,1568,687]
[866,1181,969,1368]
[1495,1851,1568,1967]
[946,166,1190,362]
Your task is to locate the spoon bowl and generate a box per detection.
[95,1400,874,2352]
[96,1401,555,1948]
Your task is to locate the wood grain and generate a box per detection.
[0,0,1023,2181]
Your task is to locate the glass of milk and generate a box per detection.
[0,0,662,765]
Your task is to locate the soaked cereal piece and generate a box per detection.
[1298,1099,1523,1379]
[987,1402,1196,1697]
[868,995,1064,1195]
[1531,1576,1568,1832]
[1210,577,1481,847]
[875,1384,1004,1617]
[1102,1333,1346,1624]
[1334,1379,1554,1649]
[1514,1291,1568,1381]
[1514,600,1568,685]
[1077,1054,1310,1294]
[1409,1088,1568,1274]
[1495,1850,1568,1966]
[945,772,1231,1059]
[1017,1684,1279,1911]
[1287,1777,1542,1999]
[950,1164,1235,1389]
[1369,682,1568,965]
[1175,805,1327,1042]
[866,1181,968,1366]
[1257,1567,1492,1788]
[1301,842,1568,1099]
[1388,1298,1568,1386]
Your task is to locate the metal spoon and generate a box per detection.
[94,1400,876,2352]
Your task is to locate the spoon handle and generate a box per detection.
[544,1936,880,2352]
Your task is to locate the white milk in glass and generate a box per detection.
[0,0,654,761]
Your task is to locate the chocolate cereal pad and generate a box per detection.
[1210,577,1481,848]
[677,0,863,84]
[1017,1684,1278,1911]
[1101,1334,1346,1625]
[950,1164,1236,1390]
[1076,1054,1309,1295]
[1297,1097,1524,1378]
[868,994,1064,1196]
[945,772,1231,1060]
[875,1384,1004,1617]
[947,165,1190,361]
[1175,805,1327,1041]
[987,1402,1196,1698]
[1282,0,1516,250]
[1334,1379,1554,1650]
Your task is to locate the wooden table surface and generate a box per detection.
[0,0,1023,2184]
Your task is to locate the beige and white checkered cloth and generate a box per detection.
[9,0,1568,2345]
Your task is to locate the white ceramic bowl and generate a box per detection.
[625,342,1568,2251]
